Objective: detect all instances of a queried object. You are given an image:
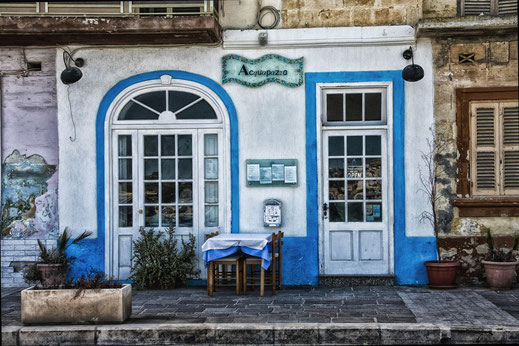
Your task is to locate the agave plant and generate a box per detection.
[37,228,92,264]
[486,233,519,262]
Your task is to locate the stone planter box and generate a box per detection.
[21,284,132,325]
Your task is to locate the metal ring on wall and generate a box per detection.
[257,6,280,29]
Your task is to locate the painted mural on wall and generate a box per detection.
[1,150,58,239]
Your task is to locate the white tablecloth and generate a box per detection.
[201,233,272,251]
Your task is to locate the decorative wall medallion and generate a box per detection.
[222,54,304,88]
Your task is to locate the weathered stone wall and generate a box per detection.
[282,0,423,27]
[422,0,457,18]
[431,38,519,284]
[0,48,58,287]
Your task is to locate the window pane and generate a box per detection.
[144,159,158,180]
[326,94,343,121]
[178,135,192,156]
[177,99,217,119]
[178,159,193,179]
[179,182,193,203]
[134,91,166,113]
[329,159,344,178]
[179,206,193,227]
[328,136,344,156]
[205,158,218,179]
[347,136,363,156]
[205,134,218,156]
[162,183,176,203]
[119,206,132,227]
[119,182,132,203]
[118,135,132,156]
[345,93,362,121]
[205,182,218,203]
[161,159,175,180]
[347,202,363,222]
[118,159,132,180]
[366,202,382,222]
[365,93,382,121]
[205,205,219,227]
[162,206,176,227]
[329,202,345,222]
[118,100,159,120]
[366,158,381,177]
[347,158,363,178]
[144,136,158,156]
[169,91,200,113]
[329,180,345,200]
[366,180,382,200]
[144,183,159,203]
[145,206,159,227]
[161,135,175,156]
[347,180,363,200]
[366,136,381,155]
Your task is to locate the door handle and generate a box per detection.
[323,203,328,219]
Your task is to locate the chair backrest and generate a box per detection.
[271,230,283,257]
[205,231,219,241]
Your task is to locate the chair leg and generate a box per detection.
[260,266,265,297]
[208,261,214,296]
[243,261,247,295]
[271,263,276,295]
[236,260,240,295]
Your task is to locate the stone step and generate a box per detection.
[319,275,395,287]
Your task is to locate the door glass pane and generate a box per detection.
[178,135,192,156]
[179,182,193,203]
[329,181,345,200]
[119,206,132,227]
[169,91,199,113]
[347,136,363,156]
[328,136,344,156]
[145,206,159,227]
[329,202,345,222]
[366,136,381,155]
[366,180,382,200]
[177,99,217,120]
[162,206,176,226]
[145,183,159,203]
[347,180,363,200]
[144,136,158,156]
[119,182,132,203]
[347,158,363,178]
[204,134,218,156]
[118,135,132,156]
[205,158,218,179]
[161,135,175,156]
[134,91,166,113]
[329,159,344,178]
[205,182,218,203]
[365,93,382,121]
[327,94,343,122]
[347,202,363,222]
[162,183,176,203]
[366,202,382,222]
[161,159,175,180]
[178,159,193,179]
[179,206,193,227]
[205,205,218,227]
[366,158,381,177]
[345,94,362,121]
[118,159,132,180]
[144,159,158,180]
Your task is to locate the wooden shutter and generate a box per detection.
[462,0,493,15]
[470,103,499,195]
[498,0,517,15]
[502,102,519,195]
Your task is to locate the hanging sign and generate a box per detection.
[222,54,304,88]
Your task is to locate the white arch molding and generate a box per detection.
[103,75,231,279]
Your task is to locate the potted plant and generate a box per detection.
[419,131,460,289]
[481,233,519,290]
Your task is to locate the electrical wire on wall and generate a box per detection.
[257,5,280,29]
[66,84,76,142]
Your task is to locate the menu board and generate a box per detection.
[246,159,298,187]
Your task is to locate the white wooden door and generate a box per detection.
[112,129,223,280]
[322,130,390,274]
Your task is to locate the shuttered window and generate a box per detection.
[462,0,517,16]
[470,101,519,196]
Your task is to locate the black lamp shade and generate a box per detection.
[402,64,424,82]
[60,67,82,84]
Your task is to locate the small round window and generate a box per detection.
[118,90,217,120]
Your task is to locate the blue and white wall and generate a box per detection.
[56,26,436,285]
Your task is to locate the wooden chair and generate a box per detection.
[206,232,242,296]
[242,230,283,296]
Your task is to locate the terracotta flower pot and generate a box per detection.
[482,260,519,290]
[36,263,68,288]
[424,260,460,289]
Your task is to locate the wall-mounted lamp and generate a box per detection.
[60,50,84,84]
[402,46,424,82]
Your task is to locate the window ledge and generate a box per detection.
[455,197,519,217]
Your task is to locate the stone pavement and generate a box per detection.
[2,285,519,344]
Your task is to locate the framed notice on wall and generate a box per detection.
[246,159,298,187]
